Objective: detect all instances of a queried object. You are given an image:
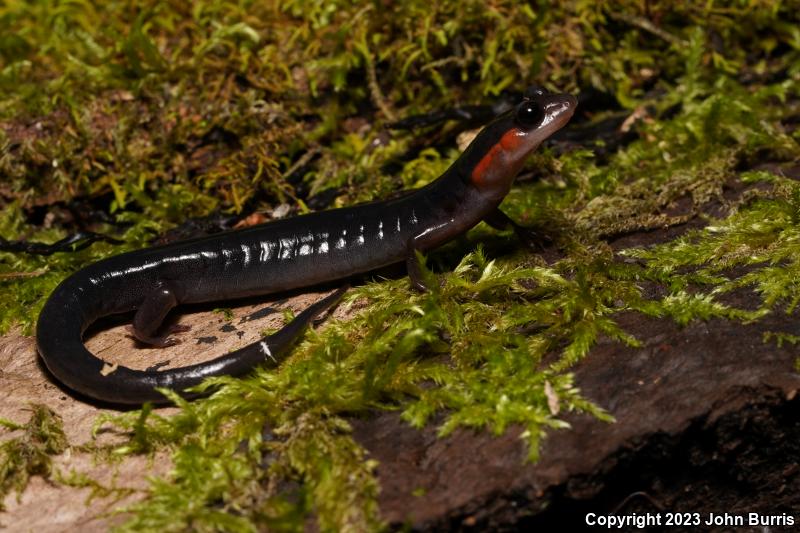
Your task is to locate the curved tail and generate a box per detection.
[36,286,347,405]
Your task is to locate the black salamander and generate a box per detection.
[36,87,577,404]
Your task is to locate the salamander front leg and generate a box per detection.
[484,208,551,250]
[405,248,429,292]
[128,281,189,347]
[405,218,465,292]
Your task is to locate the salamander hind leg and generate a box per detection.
[128,280,190,347]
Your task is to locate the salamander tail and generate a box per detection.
[36,286,347,405]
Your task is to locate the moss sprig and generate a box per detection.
[0,405,68,510]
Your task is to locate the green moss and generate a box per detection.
[1,1,800,531]
[213,308,235,322]
[56,469,135,507]
[0,405,68,510]
[626,172,800,319]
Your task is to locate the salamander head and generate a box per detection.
[468,87,577,198]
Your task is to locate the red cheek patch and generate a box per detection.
[471,144,502,186]
[499,129,524,150]
[470,128,523,187]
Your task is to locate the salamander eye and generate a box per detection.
[515,102,544,128]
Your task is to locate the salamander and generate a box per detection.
[36,87,577,405]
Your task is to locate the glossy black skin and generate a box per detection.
[36,90,577,405]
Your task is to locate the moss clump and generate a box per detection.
[0,405,68,510]
[627,171,800,319]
